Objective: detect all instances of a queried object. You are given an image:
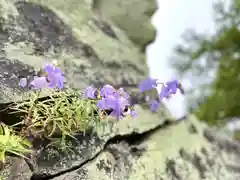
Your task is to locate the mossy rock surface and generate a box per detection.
[1,115,240,180]
[0,1,239,180]
[38,116,240,180]
[0,0,152,103]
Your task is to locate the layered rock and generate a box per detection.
[0,0,239,180]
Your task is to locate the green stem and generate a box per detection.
[25,90,41,125]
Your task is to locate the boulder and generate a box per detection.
[51,115,240,180]
[2,115,240,180]
[0,1,239,180]
[0,0,156,103]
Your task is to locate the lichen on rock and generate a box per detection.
[48,116,240,180]
[0,1,239,180]
[0,0,151,104]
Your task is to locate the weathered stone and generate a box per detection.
[25,105,168,178]
[1,115,240,180]
[92,0,157,51]
[0,157,32,180]
[38,116,239,180]
[0,0,151,104]
[0,1,239,180]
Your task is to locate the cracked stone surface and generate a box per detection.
[0,0,154,104]
[0,1,239,180]
[48,116,240,180]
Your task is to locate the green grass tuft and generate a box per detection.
[0,124,32,163]
[7,88,102,152]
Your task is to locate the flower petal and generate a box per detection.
[117,87,130,99]
[29,76,48,90]
[110,109,123,119]
[130,110,137,118]
[138,78,157,92]
[100,84,115,98]
[166,80,178,94]
[159,85,171,100]
[150,100,160,112]
[84,86,97,99]
[19,78,27,88]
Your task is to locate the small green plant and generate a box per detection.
[9,89,100,150]
[0,124,32,163]
[3,61,181,157]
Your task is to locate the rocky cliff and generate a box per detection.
[0,0,239,180]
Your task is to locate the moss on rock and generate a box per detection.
[0,0,152,104]
[0,1,238,180]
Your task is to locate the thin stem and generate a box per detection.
[29,90,41,112]
[24,90,41,126]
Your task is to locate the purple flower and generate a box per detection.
[138,78,158,92]
[165,80,184,95]
[83,86,97,99]
[166,80,179,94]
[43,63,55,74]
[100,84,116,98]
[159,80,184,101]
[130,110,137,118]
[150,100,160,112]
[29,76,48,90]
[19,78,27,88]
[43,64,64,89]
[48,72,64,89]
[97,93,129,119]
[117,87,130,99]
[96,99,106,110]
[159,85,171,100]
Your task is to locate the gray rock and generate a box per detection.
[0,1,239,180]
[47,116,240,180]
[0,0,154,103]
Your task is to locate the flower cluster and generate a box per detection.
[83,85,137,120]
[138,78,184,112]
[19,61,184,120]
[19,62,64,90]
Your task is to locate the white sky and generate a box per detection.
[146,0,218,118]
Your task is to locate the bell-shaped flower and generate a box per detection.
[149,100,160,112]
[138,78,158,93]
[83,86,97,99]
[97,92,129,119]
[99,84,116,98]
[19,77,27,88]
[29,76,48,90]
[43,64,64,89]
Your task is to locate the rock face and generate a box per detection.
[0,1,239,180]
[0,0,156,103]
[51,116,240,180]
